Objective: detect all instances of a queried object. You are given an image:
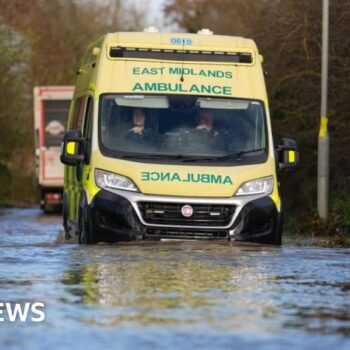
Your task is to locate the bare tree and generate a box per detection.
[165,0,350,225]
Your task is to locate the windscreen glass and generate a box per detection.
[44,100,70,147]
[99,94,268,164]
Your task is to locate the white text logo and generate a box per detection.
[0,302,45,322]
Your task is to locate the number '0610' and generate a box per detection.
[170,38,193,45]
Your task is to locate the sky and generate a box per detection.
[130,0,180,31]
[92,0,180,32]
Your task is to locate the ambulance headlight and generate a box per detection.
[95,169,139,192]
[235,176,273,196]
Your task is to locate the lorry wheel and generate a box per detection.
[43,202,53,214]
[78,204,98,244]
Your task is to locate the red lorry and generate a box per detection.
[33,86,74,212]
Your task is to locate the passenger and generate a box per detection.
[195,110,224,150]
[196,110,215,132]
[196,110,221,137]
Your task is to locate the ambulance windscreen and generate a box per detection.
[99,94,268,165]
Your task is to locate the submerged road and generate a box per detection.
[0,208,350,349]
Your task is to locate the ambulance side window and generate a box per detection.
[83,96,93,163]
[83,97,93,139]
[76,97,87,131]
[68,96,86,131]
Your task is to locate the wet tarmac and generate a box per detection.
[0,208,350,349]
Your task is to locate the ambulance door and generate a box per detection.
[76,95,94,215]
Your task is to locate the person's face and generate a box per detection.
[133,109,145,126]
[198,112,213,129]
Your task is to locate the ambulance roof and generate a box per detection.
[96,32,258,52]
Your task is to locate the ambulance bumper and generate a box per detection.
[87,189,282,244]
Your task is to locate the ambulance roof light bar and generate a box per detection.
[110,47,253,63]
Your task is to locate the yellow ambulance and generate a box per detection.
[61,29,298,245]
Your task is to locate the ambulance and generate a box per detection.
[60,29,298,244]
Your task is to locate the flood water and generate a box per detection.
[0,208,350,349]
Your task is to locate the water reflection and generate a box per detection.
[58,242,350,339]
[61,243,283,332]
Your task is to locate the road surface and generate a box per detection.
[0,208,349,349]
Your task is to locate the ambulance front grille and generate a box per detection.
[138,202,235,227]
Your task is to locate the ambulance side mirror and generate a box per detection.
[276,138,299,172]
[60,129,86,166]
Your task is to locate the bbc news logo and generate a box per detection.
[0,302,45,322]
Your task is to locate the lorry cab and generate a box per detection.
[61,30,298,244]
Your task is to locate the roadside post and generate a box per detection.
[318,0,330,220]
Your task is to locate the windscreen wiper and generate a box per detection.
[215,148,266,161]
[120,150,265,162]
[180,148,266,162]
[121,154,220,162]
[121,154,191,160]
[180,156,221,162]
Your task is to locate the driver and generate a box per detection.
[129,108,147,135]
[126,108,156,146]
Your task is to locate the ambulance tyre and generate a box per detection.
[63,194,70,239]
[78,196,98,244]
[274,212,283,246]
[274,230,282,246]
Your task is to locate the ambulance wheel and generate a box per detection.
[63,195,70,239]
[274,212,283,246]
[275,230,282,246]
[78,200,97,244]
